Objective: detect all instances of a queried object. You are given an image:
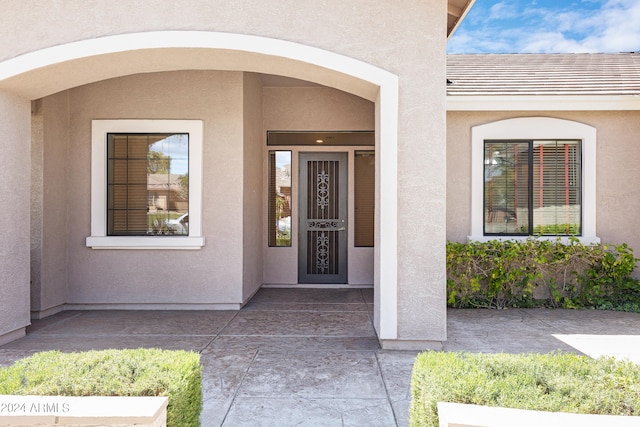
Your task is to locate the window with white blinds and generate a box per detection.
[354,151,375,246]
[107,133,189,236]
[87,120,204,250]
[484,140,581,236]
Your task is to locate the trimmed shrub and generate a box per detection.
[410,351,640,427]
[446,239,640,309]
[0,349,201,427]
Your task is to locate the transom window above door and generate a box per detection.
[267,131,374,146]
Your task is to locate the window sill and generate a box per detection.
[86,236,205,250]
[467,235,601,245]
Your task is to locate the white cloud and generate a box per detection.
[448,0,640,53]
[521,32,595,53]
[579,0,640,52]
[487,1,519,20]
[447,30,515,54]
[541,10,590,33]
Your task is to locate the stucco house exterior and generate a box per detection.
[0,0,476,349]
[446,53,640,253]
[1,1,638,351]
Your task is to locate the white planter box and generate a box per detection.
[0,396,168,427]
[438,402,640,427]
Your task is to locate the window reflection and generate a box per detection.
[107,133,189,236]
[269,151,292,246]
[484,140,581,236]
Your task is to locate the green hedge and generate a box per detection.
[447,239,640,309]
[410,351,640,427]
[0,349,202,427]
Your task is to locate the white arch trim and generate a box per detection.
[0,31,390,102]
[0,31,399,340]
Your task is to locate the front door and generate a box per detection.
[298,152,348,284]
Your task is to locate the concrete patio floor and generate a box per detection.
[2,288,640,426]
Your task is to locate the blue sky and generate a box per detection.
[448,0,640,53]
[151,134,189,175]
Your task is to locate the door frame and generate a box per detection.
[263,145,375,287]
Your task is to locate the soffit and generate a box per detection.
[447,53,640,96]
[448,0,475,38]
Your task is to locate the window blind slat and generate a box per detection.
[355,151,375,247]
[107,133,189,236]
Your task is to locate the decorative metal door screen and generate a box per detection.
[298,153,348,283]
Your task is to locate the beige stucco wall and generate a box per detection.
[1,0,449,344]
[447,111,640,260]
[394,8,447,342]
[263,87,375,131]
[30,93,70,315]
[36,72,382,307]
[60,71,246,306]
[30,103,44,311]
[0,91,30,344]
[242,73,264,301]
[0,1,441,72]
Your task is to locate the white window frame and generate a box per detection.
[470,117,599,244]
[86,119,205,249]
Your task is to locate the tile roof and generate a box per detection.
[447,53,640,96]
[148,173,183,191]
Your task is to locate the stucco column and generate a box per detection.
[381,0,448,350]
[0,90,31,345]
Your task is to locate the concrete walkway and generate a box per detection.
[2,288,640,426]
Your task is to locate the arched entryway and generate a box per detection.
[0,31,400,343]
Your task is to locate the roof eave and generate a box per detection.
[447,0,476,39]
[447,94,640,111]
